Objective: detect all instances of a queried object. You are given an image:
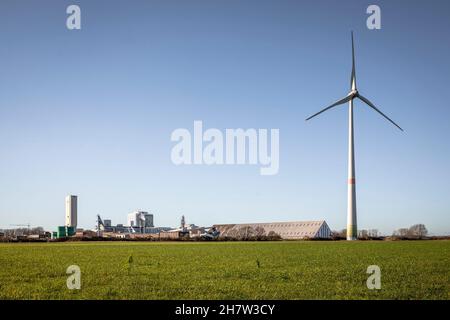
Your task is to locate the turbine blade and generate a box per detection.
[305,94,353,121]
[351,31,356,90]
[357,95,404,131]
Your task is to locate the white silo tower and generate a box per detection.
[65,195,77,228]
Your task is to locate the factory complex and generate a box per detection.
[46,195,332,241]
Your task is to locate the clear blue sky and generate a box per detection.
[0,0,449,235]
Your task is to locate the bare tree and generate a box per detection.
[237,226,256,240]
[408,224,428,238]
[358,229,369,239]
[254,226,266,239]
[330,229,346,240]
[368,229,379,238]
[267,231,281,240]
[393,228,409,237]
[393,225,428,239]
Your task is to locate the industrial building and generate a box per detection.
[65,195,77,228]
[97,213,170,235]
[100,223,171,235]
[52,195,78,239]
[127,211,154,229]
[214,220,331,240]
[53,194,332,241]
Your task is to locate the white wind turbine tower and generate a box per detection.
[306,32,403,240]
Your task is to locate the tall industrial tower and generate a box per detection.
[65,195,78,228]
[181,215,186,229]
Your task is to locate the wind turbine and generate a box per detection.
[306,32,403,240]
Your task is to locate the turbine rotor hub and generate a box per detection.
[349,89,358,97]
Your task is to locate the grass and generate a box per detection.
[0,240,448,299]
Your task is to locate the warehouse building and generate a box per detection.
[214,220,331,240]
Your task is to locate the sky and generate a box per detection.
[0,0,449,235]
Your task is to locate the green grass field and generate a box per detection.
[0,240,448,300]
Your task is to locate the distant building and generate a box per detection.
[65,195,77,228]
[159,229,187,240]
[103,219,111,227]
[127,211,154,228]
[214,220,331,240]
[189,226,206,238]
[107,225,171,234]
